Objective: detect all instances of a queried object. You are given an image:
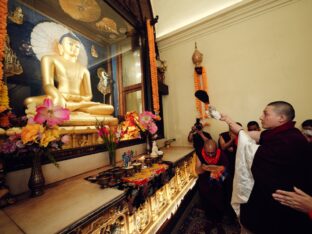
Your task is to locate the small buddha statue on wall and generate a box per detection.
[25,33,115,125]
[97,67,113,105]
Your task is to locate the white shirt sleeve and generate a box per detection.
[231,130,259,217]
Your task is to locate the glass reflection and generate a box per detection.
[126,90,142,113]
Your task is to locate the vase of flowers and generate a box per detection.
[108,150,116,168]
[28,150,45,197]
[0,98,70,197]
[96,122,124,167]
[120,111,158,154]
[145,135,151,154]
[138,111,158,154]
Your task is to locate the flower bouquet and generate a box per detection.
[121,111,158,154]
[0,98,70,196]
[1,98,70,162]
[96,121,124,167]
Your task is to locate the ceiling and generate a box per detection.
[151,0,244,39]
[19,0,133,45]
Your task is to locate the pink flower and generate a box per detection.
[148,122,158,135]
[34,99,70,127]
[98,125,110,138]
[139,111,158,135]
[139,111,156,128]
[27,116,36,124]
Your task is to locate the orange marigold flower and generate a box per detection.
[21,124,44,144]
[0,114,9,127]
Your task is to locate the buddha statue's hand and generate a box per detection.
[43,84,66,107]
[62,93,83,102]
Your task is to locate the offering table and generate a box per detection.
[0,146,196,234]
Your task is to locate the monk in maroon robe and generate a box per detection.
[221,101,311,234]
[196,140,228,233]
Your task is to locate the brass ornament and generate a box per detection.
[4,34,23,78]
[192,42,203,67]
[97,68,113,104]
[95,17,118,34]
[8,6,24,25]
[91,45,98,58]
[97,68,112,95]
[58,0,101,23]
[157,59,167,83]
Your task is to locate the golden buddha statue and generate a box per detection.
[25,33,115,126]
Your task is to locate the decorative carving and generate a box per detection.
[156,59,167,83]
[79,200,129,234]
[135,202,151,232]
[97,68,113,104]
[58,0,101,23]
[192,42,203,67]
[8,6,24,25]
[90,45,98,58]
[4,34,23,78]
[95,17,118,34]
[66,152,197,234]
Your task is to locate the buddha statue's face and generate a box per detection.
[60,37,81,57]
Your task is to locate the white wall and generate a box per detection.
[151,0,243,38]
[158,0,312,144]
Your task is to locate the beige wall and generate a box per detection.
[158,0,312,144]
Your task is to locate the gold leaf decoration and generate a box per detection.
[59,0,101,23]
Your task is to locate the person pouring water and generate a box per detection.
[194,91,311,234]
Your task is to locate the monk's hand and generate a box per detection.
[272,187,312,213]
[201,164,210,171]
[220,113,233,124]
[221,114,243,134]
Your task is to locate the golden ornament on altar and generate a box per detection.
[58,0,101,23]
[192,42,203,67]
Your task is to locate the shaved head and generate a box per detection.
[267,101,295,121]
[203,140,217,156]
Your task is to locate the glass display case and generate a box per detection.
[6,0,146,117]
[3,0,163,171]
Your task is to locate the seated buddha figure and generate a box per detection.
[25,33,115,125]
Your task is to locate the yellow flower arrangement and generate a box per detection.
[0,99,70,166]
[40,127,60,147]
[21,124,44,145]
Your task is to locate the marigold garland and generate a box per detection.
[146,19,160,120]
[194,67,209,119]
[0,0,9,112]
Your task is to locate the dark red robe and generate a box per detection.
[197,149,228,223]
[240,121,312,234]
